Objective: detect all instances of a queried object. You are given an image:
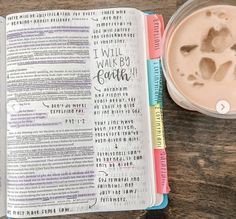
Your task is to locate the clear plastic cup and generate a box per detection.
[161,0,236,119]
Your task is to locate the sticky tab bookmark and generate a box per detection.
[150,104,165,149]
[146,13,169,196]
[147,14,164,59]
[154,149,170,194]
[147,59,163,107]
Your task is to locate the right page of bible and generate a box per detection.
[6,9,155,218]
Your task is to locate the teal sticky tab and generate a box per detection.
[147,195,168,210]
[145,11,156,15]
[147,59,163,107]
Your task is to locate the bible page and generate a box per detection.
[6,9,155,218]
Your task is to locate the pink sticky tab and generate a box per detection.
[154,149,170,194]
[147,14,164,59]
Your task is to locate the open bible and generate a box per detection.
[0,8,169,218]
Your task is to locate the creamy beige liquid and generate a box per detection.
[167,5,236,112]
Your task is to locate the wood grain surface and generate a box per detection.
[1,0,235,218]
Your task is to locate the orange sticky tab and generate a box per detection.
[147,14,164,59]
[154,149,170,194]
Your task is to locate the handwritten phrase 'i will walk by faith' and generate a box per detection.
[93,48,138,85]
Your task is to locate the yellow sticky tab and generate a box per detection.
[150,104,165,149]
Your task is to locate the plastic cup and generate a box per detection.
[161,0,236,119]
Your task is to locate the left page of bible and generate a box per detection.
[0,16,6,217]
[5,9,155,218]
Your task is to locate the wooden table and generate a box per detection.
[1,0,235,218]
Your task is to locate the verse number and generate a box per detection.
[65,119,85,124]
